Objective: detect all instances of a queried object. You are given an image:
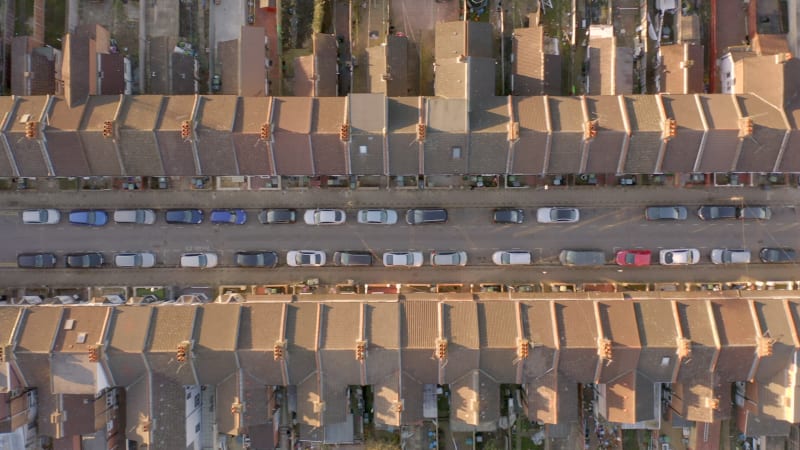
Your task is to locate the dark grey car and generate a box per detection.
[559,250,606,266]
[258,209,297,224]
[17,252,57,268]
[333,251,374,266]
[697,205,737,220]
[645,206,688,220]
[235,251,279,268]
[66,252,104,268]
[493,208,525,224]
[406,208,448,225]
[759,248,796,263]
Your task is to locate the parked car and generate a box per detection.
[113,209,156,224]
[17,252,56,268]
[759,248,797,263]
[492,250,532,265]
[383,251,424,267]
[357,209,398,225]
[69,209,108,226]
[559,250,605,266]
[645,206,687,221]
[210,209,248,225]
[333,251,374,266]
[114,252,156,268]
[22,209,60,224]
[710,249,751,264]
[165,209,204,224]
[737,206,771,220]
[659,249,700,265]
[66,252,105,268]
[697,205,737,220]
[430,251,468,266]
[615,249,652,266]
[304,209,346,225]
[258,208,297,224]
[493,208,525,224]
[235,251,279,268]
[286,250,326,267]
[537,207,580,223]
[406,208,448,225]
[180,252,218,268]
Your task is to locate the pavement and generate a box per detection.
[1,182,798,210]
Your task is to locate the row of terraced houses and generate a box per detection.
[2,293,800,449]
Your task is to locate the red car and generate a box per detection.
[615,249,652,266]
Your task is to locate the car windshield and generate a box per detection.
[625,253,637,264]
[501,253,512,264]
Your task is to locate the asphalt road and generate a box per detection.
[2,205,800,287]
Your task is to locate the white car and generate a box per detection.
[287,250,326,267]
[492,250,532,265]
[659,249,700,266]
[357,209,398,225]
[113,209,156,224]
[383,251,423,267]
[304,209,346,225]
[536,207,580,223]
[114,252,156,268]
[710,249,751,264]
[22,209,60,224]
[180,252,218,268]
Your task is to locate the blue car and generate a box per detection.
[69,209,109,226]
[165,209,204,224]
[210,209,247,225]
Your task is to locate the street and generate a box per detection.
[2,186,800,288]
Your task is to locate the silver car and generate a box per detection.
[22,209,60,224]
[492,251,532,265]
[114,252,156,268]
[113,209,156,224]
[180,252,218,268]
[537,207,580,223]
[304,209,346,225]
[357,209,398,225]
[710,249,751,264]
[430,251,468,266]
[383,251,424,267]
[659,248,700,265]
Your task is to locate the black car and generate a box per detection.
[493,208,525,224]
[258,208,297,224]
[406,208,448,225]
[235,251,279,268]
[333,251,374,266]
[165,209,204,224]
[759,247,796,263]
[697,205,737,220]
[17,252,56,268]
[66,252,104,268]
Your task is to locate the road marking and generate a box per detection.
[0,211,18,216]
[0,262,17,267]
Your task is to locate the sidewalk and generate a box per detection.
[1,184,798,210]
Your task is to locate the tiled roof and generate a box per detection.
[553,301,599,383]
[736,94,788,172]
[660,43,704,94]
[660,94,704,172]
[313,34,339,97]
[450,371,499,430]
[98,53,125,95]
[602,371,637,423]
[588,26,615,95]
[313,97,348,174]
[16,307,62,353]
[711,300,757,382]
[0,307,21,346]
[633,300,679,382]
[52,306,109,353]
[619,95,662,173]
[293,55,315,97]
[219,39,241,95]
[751,300,797,381]
[443,302,479,384]
[469,96,510,173]
[150,376,188,450]
[194,304,240,385]
[286,303,319,383]
[435,22,493,61]
[124,377,150,445]
[596,301,640,384]
[585,96,626,173]
[145,305,198,384]
[512,24,544,96]
[241,26,267,97]
[215,373,238,434]
[196,95,239,174]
